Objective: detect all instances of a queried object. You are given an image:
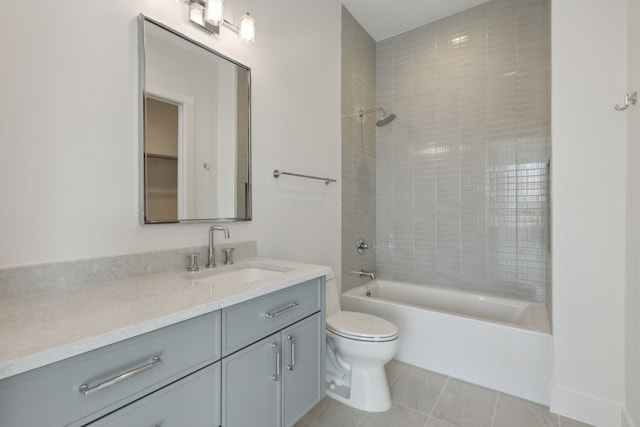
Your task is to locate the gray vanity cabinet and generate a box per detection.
[281,313,323,427]
[86,362,221,427]
[0,310,221,427]
[0,275,325,427]
[222,313,323,427]
[222,334,280,427]
[221,278,325,427]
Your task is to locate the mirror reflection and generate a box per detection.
[140,16,251,223]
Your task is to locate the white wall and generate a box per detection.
[551,0,628,425]
[626,0,640,424]
[0,0,342,280]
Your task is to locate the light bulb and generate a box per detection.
[206,0,223,26]
[238,13,256,43]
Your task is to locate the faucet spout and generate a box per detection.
[351,270,375,280]
[207,225,230,268]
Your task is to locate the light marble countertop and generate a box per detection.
[0,258,330,381]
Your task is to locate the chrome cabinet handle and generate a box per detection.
[271,343,280,381]
[79,355,162,396]
[265,302,298,319]
[286,335,295,371]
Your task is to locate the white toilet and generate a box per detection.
[324,270,398,412]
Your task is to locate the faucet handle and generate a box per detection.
[355,238,373,255]
[222,248,235,265]
[186,252,200,272]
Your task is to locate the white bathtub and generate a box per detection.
[341,280,553,405]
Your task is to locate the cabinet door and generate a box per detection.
[282,313,323,427]
[222,334,281,427]
[86,362,221,427]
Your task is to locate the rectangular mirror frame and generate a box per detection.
[139,15,252,224]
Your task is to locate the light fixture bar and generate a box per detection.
[188,0,220,35]
[186,0,255,43]
[220,14,255,43]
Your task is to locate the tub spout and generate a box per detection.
[351,271,375,280]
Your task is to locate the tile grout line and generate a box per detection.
[355,412,367,427]
[388,362,407,387]
[393,400,432,417]
[428,376,450,417]
[490,392,500,427]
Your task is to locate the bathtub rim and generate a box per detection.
[343,280,551,335]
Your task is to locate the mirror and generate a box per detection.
[139,15,251,223]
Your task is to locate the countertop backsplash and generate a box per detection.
[0,240,257,299]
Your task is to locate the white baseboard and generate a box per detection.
[622,407,637,427]
[550,386,623,427]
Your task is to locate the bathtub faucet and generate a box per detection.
[351,270,375,280]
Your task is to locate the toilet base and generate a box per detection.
[325,363,392,412]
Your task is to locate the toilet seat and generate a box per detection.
[326,311,398,342]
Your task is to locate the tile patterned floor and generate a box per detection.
[295,360,594,427]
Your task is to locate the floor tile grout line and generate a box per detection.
[429,375,450,417]
[490,391,500,427]
[393,400,432,417]
[388,362,407,387]
[355,407,369,427]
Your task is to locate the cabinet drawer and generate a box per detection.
[86,362,221,427]
[0,311,221,427]
[222,278,322,356]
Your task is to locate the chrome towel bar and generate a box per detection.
[273,169,337,185]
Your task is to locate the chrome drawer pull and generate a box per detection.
[265,302,298,319]
[271,343,280,381]
[286,334,295,371]
[79,355,162,396]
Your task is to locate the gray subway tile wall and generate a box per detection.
[341,7,377,293]
[375,0,550,302]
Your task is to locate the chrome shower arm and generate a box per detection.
[358,107,385,117]
[341,106,396,127]
[341,107,385,118]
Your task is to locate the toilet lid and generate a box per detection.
[326,311,398,342]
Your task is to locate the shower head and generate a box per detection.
[376,113,396,127]
[349,106,396,127]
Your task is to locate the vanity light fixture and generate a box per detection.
[187,0,256,43]
[237,13,256,43]
[206,0,223,26]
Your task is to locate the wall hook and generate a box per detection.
[614,92,637,111]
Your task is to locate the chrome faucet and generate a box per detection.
[351,270,375,280]
[207,225,230,268]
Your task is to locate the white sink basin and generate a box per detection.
[185,264,293,287]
